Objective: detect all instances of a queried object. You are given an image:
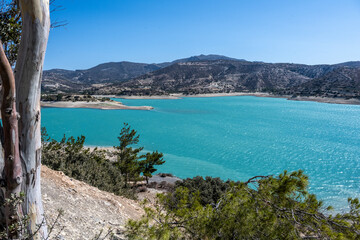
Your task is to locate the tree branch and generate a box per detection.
[0,39,23,238]
[244,175,271,185]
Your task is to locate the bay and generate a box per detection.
[42,96,360,211]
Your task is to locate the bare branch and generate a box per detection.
[244,175,271,185]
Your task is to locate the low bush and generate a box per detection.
[42,124,166,199]
[172,175,235,206]
[42,129,134,198]
[126,170,360,239]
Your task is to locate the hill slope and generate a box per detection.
[287,67,360,98]
[42,62,162,93]
[116,61,359,96]
[41,166,143,239]
[42,54,240,93]
[42,55,360,99]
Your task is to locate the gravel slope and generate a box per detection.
[41,166,144,239]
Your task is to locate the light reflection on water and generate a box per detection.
[42,96,360,211]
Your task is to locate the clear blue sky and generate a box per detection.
[44,0,360,70]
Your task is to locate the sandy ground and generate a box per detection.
[41,165,145,239]
[87,146,117,161]
[87,146,114,151]
[41,165,177,239]
[41,101,153,110]
[118,95,182,99]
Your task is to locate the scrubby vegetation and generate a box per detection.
[126,171,360,239]
[41,94,111,102]
[41,124,165,198]
[171,176,235,207]
[42,130,131,197]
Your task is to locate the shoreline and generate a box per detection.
[41,93,360,109]
[41,101,154,110]
[99,94,182,100]
[286,96,360,105]
[115,92,360,105]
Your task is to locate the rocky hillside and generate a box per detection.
[42,62,163,93]
[42,55,360,99]
[112,61,360,98]
[286,67,360,98]
[119,61,314,94]
[42,55,236,93]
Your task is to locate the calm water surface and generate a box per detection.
[42,96,360,210]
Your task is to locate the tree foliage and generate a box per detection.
[114,123,165,186]
[173,176,235,206]
[0,0,21,66]
[140,151,165,184]
[114,123,144,187]
[0,0,65,67]
[42,124,165,198]
[41,128,132,198]
[126,170,360,239]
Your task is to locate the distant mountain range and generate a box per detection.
[42,54,360,99]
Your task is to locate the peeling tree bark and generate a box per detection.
[14,0,50,239]
[0,40,23,239]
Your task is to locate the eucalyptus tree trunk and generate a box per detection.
[14,0,50,238]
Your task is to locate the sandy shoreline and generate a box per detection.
[41,93,360,109]
[99,94,182,100]
[41,101,154,110]
[116,92,273,100]
[287,96,360,105]
[116,92,360,105]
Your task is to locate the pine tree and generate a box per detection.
[139,151,165,184]
[114,123,143,187]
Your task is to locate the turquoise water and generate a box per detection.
[42,96,360,211]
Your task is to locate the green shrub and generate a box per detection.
[126,170,360,239]
[42,129,133,198]
[171,176,235,207]
[42,124,165,199]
